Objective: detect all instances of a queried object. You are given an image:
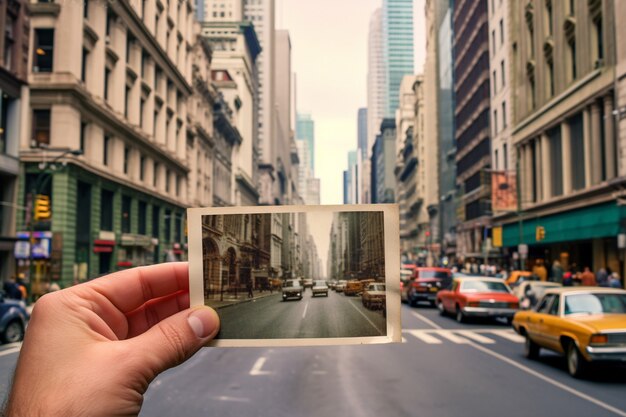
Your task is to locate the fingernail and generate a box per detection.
[188,308,219,338]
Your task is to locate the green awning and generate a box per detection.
[502,202,626,247]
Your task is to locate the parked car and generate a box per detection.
[344,280,364,296]
[513,287,626,378]
[436,277,519,323]
[312,280,329,297]
[328,280,338,290]
[513,281,561,310]
[403,268,452,306]
[0,292,29,344]
[362,283,386,310]
[335,280,347,293]
[282,279,303,301]
[303,278,313,289]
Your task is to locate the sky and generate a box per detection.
[304,210,334,277]
[278,0,426,204]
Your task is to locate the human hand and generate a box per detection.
[4,262,219,417]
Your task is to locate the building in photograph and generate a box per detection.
[436,0,457,263]
[0,0,29,283]
[20,0,198,292]
[453,0,492,262]
[495,0,622,280]
[296,113,314,175]
[344,150,359,204]
[371,118,396,204]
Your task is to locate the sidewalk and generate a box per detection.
[207,290,278,310]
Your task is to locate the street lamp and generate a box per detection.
[26,147,83,303]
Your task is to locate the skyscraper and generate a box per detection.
[357,108,368,161]
[382,0,414,117]
[296,113,315,175]
[367,8,385,156]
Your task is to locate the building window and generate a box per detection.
[0,94,12,154]
[123,146,130,174]
[153,162,159,187]
[165,169,170,192]
[33,29,54,73]
[32,109,51,146]
[125,85,131,118]
[100,189,114,231]
[492,70,497,95]
[140,97,145,128]
[84,0,89,19]
[103,134,111,166]
[121,195,131,233]
[569,113,585,190]
[174,213,182,242]
[4,15,14,71]
[175,175,180,196]
[502,101,507,128]
[491,30,496,54]
[152,205,160,238]
[569,0,575,15]
[164,209,171,242]
[569,39,577,81]
[126,33,134,64]
[500,60,505,87]
[549,127,563,196]
[529,76,536,110]
[141,51,148,78]
[493,109,498,134]
[139,155,145,181]
[104,68,111,101]
[499,19,504,45]
[547,60,555,97]
[106,9,115,37]
[495,149,499,170]
[545,1,553,36]
[593,16,604,64]
[153,109,159,136]
[138,200,147,235]
[80,122,87,154]
[503,143,508,171]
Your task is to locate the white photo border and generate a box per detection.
[187,204,401,347]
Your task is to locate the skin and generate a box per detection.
[4,262,219,417]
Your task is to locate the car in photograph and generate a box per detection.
[362,283,386,310]
[344,280,364,296]
[0,293,29,344]
[513,281,561,310]
[513,287,626,378]
[436,277,519,323]
[335,280,347,293]
[328,280,338,290]
[403,268,452,306]
[303,278,313,290]
[281,279,304,301]
[311,280,329,297]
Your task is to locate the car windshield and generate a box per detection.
[369,284,385,291]
[460,280,510,293]
[314,281,326,286]
[564,293,626,315]
[419,271,450,279]
[284,280,300,288]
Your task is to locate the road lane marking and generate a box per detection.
[490,329,525,343]
[214,396,251,403]
[312,370,327,375]
[0,346,21,357]
[468,342,626,417]
[456,330,496,344]
[302,301,309,319]
[348,299,385,335]
[436,330,470,344]
[249,357,272,376]
[404,330,442,344]
[409,311,443,329]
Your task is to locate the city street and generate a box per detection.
[216,290,386,339]
[2,304,625,417]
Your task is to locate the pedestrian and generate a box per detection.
[609,273,622,288]
[246,280,253,298]
[596,268,609,287]
[16,275,28,301]
[580,267,596,286]
[563,271,573,286]
[532,259,548,282]
[551,260,564,284]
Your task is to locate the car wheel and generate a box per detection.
[437,301,446,316]
[1,320,24,344]
[566,341,589,378]
[524,335,540,359]
[455,306,466,323]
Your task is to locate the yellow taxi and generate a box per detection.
[512,287,626,377]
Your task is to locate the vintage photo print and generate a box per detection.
[187,204,400,347]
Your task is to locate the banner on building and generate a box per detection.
[491,170,517,213]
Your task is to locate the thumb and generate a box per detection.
[129,306,220,378]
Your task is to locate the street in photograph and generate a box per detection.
[198,209,388,340]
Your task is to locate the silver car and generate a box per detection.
[312,280,329,297]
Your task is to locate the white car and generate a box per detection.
[514,281,561,309]
[282,279,303,301]
[312,280,329,297]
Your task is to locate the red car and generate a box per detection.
[436,277,519,323]
[402,267,452,307]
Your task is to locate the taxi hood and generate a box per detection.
[567,314,626,332]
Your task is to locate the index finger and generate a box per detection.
[81,262,189,314]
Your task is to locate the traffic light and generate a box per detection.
[33,194,51,221]
[536,226,546,242]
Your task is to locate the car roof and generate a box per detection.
[520,281,561,287]
[455,276,508,283]
[543,287,626,295]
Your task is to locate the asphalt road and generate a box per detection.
[1,300,625,417]
[216,289,386,339]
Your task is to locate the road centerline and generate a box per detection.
[249,357,272,376]
[302,301,309,319]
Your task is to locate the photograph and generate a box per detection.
[187,204,400,347]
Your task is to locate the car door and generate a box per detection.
[540,294,563,351]
[528,294,555,347]
[441,280,459,312]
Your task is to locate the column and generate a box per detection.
[541,132,552,198]
[604,94,616,179]
[524,142,534,203]
[536,136,544,200]
[583,106,593,187]
[590,101,603,184]
[561,121,573,195]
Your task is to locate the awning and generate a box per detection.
[501,202,626,247]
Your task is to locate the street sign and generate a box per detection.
[518,244,528,256]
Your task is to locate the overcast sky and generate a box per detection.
[278,0,426,204]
